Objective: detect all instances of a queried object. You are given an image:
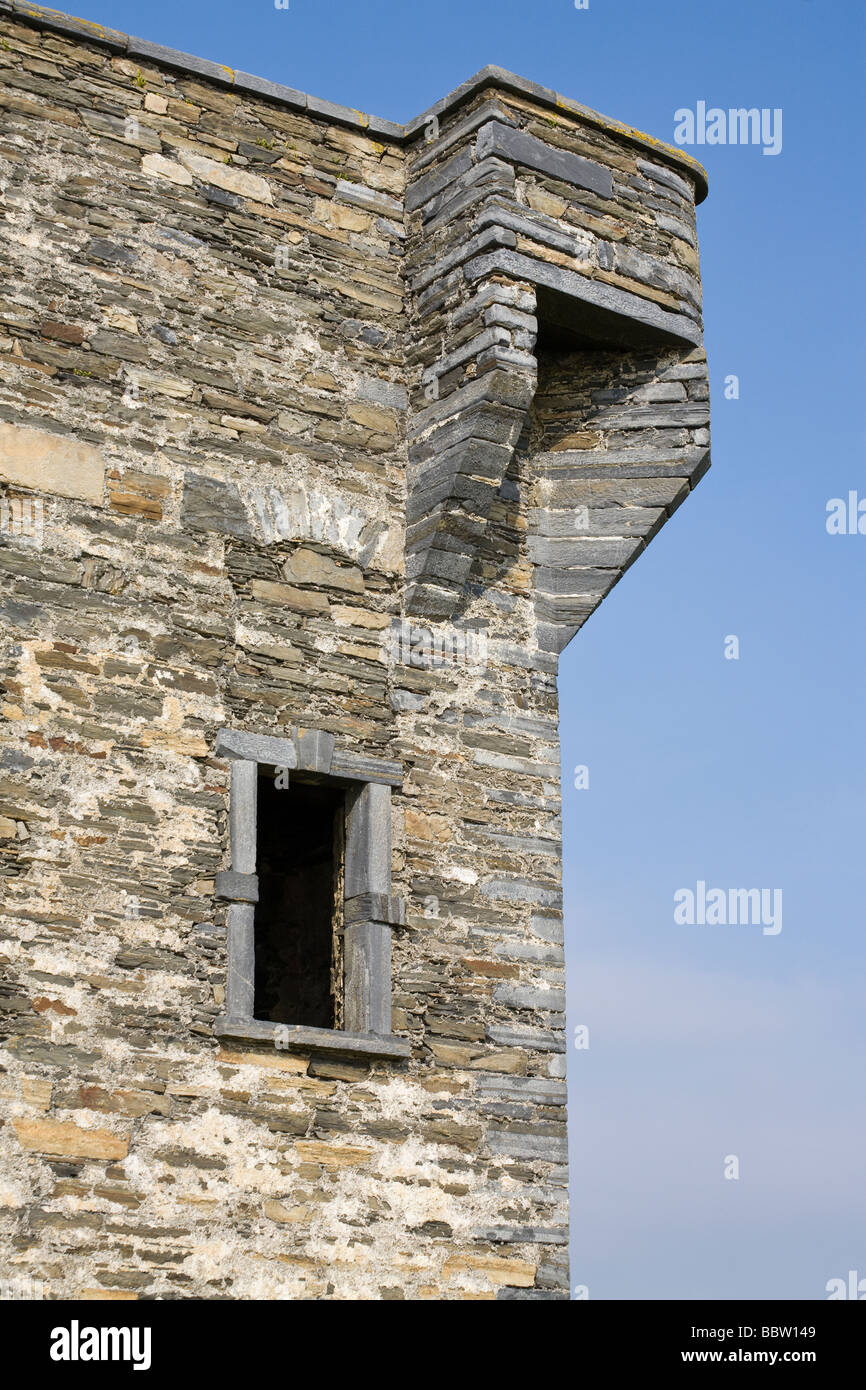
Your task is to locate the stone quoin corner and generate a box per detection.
[0,2,710,1300]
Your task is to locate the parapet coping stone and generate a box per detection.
[7,2,709,202]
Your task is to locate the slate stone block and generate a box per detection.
[293,728,335,775]
[181,473,252,540]
[405,147,474,212]
[214,870,259,904]
[216,728,298,769]
[345,782,391,896]
[475,120,612,198]
[344,893,406,927]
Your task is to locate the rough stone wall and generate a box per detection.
[0,4,708,1300]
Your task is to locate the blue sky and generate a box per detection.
[69,0,865,1298]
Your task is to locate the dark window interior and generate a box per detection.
[254,773,344,1029]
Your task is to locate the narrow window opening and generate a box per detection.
[253,774,345,1029]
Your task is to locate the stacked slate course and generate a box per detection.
[0,2,710,1300]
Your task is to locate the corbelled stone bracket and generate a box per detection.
[407,368,536,618]
[404,104,706,621]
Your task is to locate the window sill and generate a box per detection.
[214,1015,412,1061]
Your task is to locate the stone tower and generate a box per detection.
[0,2,709,1300]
